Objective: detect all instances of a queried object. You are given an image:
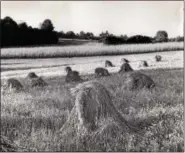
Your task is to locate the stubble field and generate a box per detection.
[1,42,184,151]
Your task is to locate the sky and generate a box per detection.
[1,1,184,37]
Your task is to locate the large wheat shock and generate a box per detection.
[60,81,142,139]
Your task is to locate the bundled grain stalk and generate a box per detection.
[119,63,134,73]
[122,72,155,90]
[60,81,140,140]
[25,72,48,88]
[139,60,149,67]
[3,78,23,92]
[94,67,110,78]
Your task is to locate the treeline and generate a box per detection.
[0,17,58,47]
[103,35,154,45]
[100,31,184,45]
[0,16,184,47]
[57,31,99,40]
[58,30,184,45]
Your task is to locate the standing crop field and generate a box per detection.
[1,42,183,59]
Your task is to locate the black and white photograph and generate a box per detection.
[0,1,184,152]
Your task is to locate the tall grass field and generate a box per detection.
[1,42,183,58]
[1,68,184,152]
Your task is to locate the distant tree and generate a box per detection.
[99,31,110,42]
[1,16,19,46]
[1,16,58,47]
[155,30,168,42]
[79,31,94,39]
[86,32,94,39]
[2,16,18,29]
[126,35,152,44]
[120,34,128,41]
[58,31,65,38]
[99,30,109,38]
[40,19,54,31]
[79,31,86,39]
[18,22,28,29]
[75,33,80,38]
[168,38,175,42]
[65,31,76,38]
[28,26,33,29]
[103,35,126,45]
[175,36,184,42]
